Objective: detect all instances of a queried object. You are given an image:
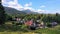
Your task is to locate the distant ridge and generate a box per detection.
[4,7,39,15]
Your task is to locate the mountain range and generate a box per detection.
[4,7,38,15]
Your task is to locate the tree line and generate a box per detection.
[6,13,60,24]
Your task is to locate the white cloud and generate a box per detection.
[2,0,46,13]
[24,7,32,10]
[2,0,33,10]
[36,9,46,13]
[38,9,45,12]
[24,2,32,7]
[2,0,23,10]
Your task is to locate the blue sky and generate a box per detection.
[2,0,60,14]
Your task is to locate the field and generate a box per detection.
[0,23,60,34]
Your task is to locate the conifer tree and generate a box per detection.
[0,0,5,25]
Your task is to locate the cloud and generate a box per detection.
[2,0,33,10]
[37,9,45,12]
[24,2,32,7]
[2,0,23,10]
[8,1,23,10]
[36,9,46,13]
[2,0,46,13]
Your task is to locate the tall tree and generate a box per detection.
[0,0,6,25]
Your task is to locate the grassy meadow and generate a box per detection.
[0,22,60,34]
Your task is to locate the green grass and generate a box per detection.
[0,25,60,34]
[0,22,60,34]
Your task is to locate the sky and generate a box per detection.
[2,0,60,14]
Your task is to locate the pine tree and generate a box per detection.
[0,0,5,25]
